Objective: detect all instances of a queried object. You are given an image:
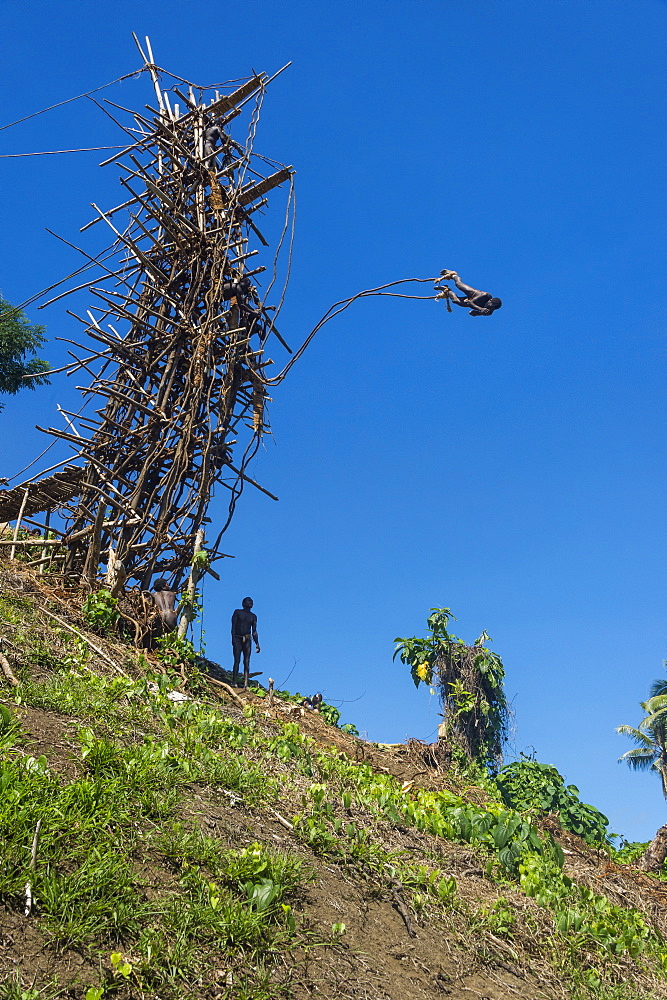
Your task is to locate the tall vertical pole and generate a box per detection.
[10,488,30,561]
[178,528,205,639]
[40,510,50,575]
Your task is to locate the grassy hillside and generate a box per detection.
[1,561,666,1000]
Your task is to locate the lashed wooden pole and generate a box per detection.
[10,488,30,561]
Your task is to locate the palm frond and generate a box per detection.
[616,724,655,749]
[638,717,667,748]
[639,713,667,738]
[640,696,667,730]
[618,747,657,770]
[645,692,667,710]
[618,705,667,795]
[649,679,667,700]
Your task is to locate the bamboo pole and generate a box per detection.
[84,502,107,588]
[10,489,30,560]
[40,510,50,575]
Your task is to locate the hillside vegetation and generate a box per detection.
[1,561,667,1000]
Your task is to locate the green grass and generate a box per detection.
[0,675,305,997]
[0,972,60,1000]
[3,657,667,998]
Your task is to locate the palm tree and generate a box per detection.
[617,701,667,871]
[617,703,667,799]
[640,668,667,716]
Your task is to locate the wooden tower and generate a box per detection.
[0,38,295,592]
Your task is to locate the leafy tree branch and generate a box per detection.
[0,296,50,412]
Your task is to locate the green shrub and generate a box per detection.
[81,590,120,634]
[611,840,649,865]
[155,631,196,668]
[495,759,609,845]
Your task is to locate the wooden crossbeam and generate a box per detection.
[238,167,294,207]
[177,75,267,125]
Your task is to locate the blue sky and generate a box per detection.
[0,0,664,842]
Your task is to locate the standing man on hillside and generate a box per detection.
[231,597,260,688]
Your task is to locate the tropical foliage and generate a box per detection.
[82,590,120,634]
[0,296,50,411]
[495,758,610,845]
[394,607,509,769]
[617,699,667,800]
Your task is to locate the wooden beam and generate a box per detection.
[238,167,294,207]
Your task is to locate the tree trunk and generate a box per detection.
[638,822,667,873]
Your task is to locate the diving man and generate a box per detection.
[437,270,502,316]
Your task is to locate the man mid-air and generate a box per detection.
[436,269,502,316]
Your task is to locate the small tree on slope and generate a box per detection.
[394,607,509,771]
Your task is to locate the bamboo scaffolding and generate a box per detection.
[3,44,296,591]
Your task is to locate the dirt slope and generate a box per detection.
[0,561,665,1000]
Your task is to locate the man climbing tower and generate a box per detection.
[221,276,279,343]
[203,119,233,168]
[231,597,260,688]
[221,275,255,306]
[203,122,223,164]
[437,270,502,316]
